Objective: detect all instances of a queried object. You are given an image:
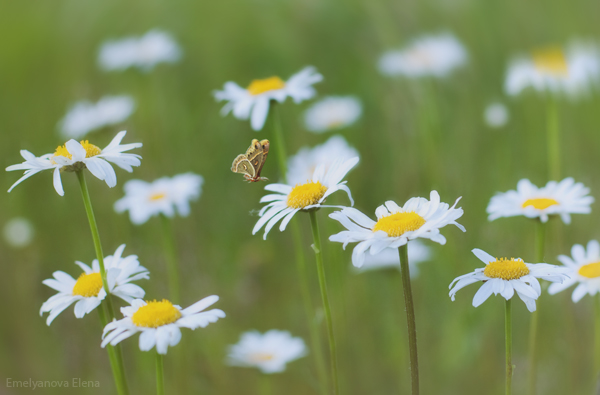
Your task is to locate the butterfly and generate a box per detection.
[231,139,270,182]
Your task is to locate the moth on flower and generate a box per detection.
[231,139,270,182]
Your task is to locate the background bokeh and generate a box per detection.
[2,0,600,393]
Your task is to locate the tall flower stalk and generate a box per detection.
[528,219,546,395]
[159,213,181,303]
[399,244,419,394]
[505,299,513,395]
[546,97,560,180]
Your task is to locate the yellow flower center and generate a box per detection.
[532,47,568,76]
[578,262,600,279]
[287,181,328,209]
[54,140,101,160]
[522,198,559,210]
[131,299,182,328]
[247,76,286,95]
[72,272,103,297]
[149,192,167,201]
[483,258,530,280]
[372,212,426,237]
[249,353,275,362]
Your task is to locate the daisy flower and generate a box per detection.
[548,240,600,302]
[114,173,204,225]
[59,95,135,139]
[98,30,182,72]
[3,217,34,248]
[303,96,362,133]
[214,66,323,131]
[449,248,568,312]
[378,33,467,78]
[356,239,431,277]
[6,131,142,196]
[40,244,149,325]
[286,135,359,186]
[505,42,600,98]
[101,296,225,355]
[329,191,465,268]
[487,178,593,224]
[226,330,307,374]
[253,157,359,240]
[483,102,509,128]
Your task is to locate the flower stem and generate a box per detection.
[159,214,181,304]
[595,294,600,376]
[259,373,272,395]
[156,353,164,395]
[76,170,129,395]
[308,211,339,395]
[546,96,560,180]
[270,102,288,180]
[528,219,546,395]
[505,298,513,395]
[398,244,420,395]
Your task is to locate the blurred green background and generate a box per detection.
[2,0,600,393]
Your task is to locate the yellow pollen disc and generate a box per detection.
[247,76,286,95]
[131,299,182,328]
[72,272,103,297]
[373,212,426,237]
[578,262,600,279]
[249,353,275,362]
[54,140,101,160]
[522,198,559,210]
[532,47,568,76]
[287,181,328,209]
[149,192,167,201]
[483,258,530,280]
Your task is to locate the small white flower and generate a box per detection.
[98,30,182,71]
[449,248,568,312]
[329,191,465,268]
[115,173,204,225]
[287,135,359,186]
[378,33,467,78]
[505,42,600,98]
[59,96,135,139]
[487,178,593,224]
[253,157,359,240]
[483,102,509,128]
[226,330,307,374]
[40,244,149,325]
[214,67,323,131]
[102,296,225,355]
[303,96,362,133]
[356,240,431,277]
[3,217,34,248]
[6,131,142,196]
[548,240,600,302]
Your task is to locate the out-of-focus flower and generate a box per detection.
[98,30,182,71]
[549,240,600,302]
[287,135,359,186]
[214,67,323,131]
[356,239,431,277]
[226,330,307,374]
[3,217,34,248]
[484,102,509,128]
[115,173,203,225]
[58,96,135,139]
[303,96,362,133]
[378,33,467,78]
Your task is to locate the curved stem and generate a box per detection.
[399,244,419,395]
[505,299,513,395]
[528,219,546,395]
[156,353,164,395]
[159,214,181,304]
[546,96,560,180]
[308,211,339,395]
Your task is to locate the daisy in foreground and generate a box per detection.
[329,191,465,268]
[303,96,362,133]
[40,244,149,325]
[102,296,225,354]
[6,131,142,196]
[449,248,568,312]
[487,177,593,224]
[253,156,359,239]
[226,330,307,374]
[214,66,323,131]
[548,240,600,302]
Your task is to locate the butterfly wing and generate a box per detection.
[231,155,256,179]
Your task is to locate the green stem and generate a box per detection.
[259,373,272,395]
[270,102,288,180]
[595,294,600,375]
[159,214,181,304]
[528,220,546,395]
[308,211,339,395]
[398,244,419,395]
[505,299,513,395]
[546,96,560,180]
[76,170,129,395]
[156,353,164,395]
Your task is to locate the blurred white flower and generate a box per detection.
[505,42,600,98]
[303,96,362,133]
[549,240,600,302]
[98,30,182,71]
[356,239,431,277]
[378,33,468,78]
[483,102,509,128]
[59,95,135,139]
[214,66,323,131]
[287,135,359,186]
[226,330,307,374]
[115,173,204,225]
[3,217,34,248]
